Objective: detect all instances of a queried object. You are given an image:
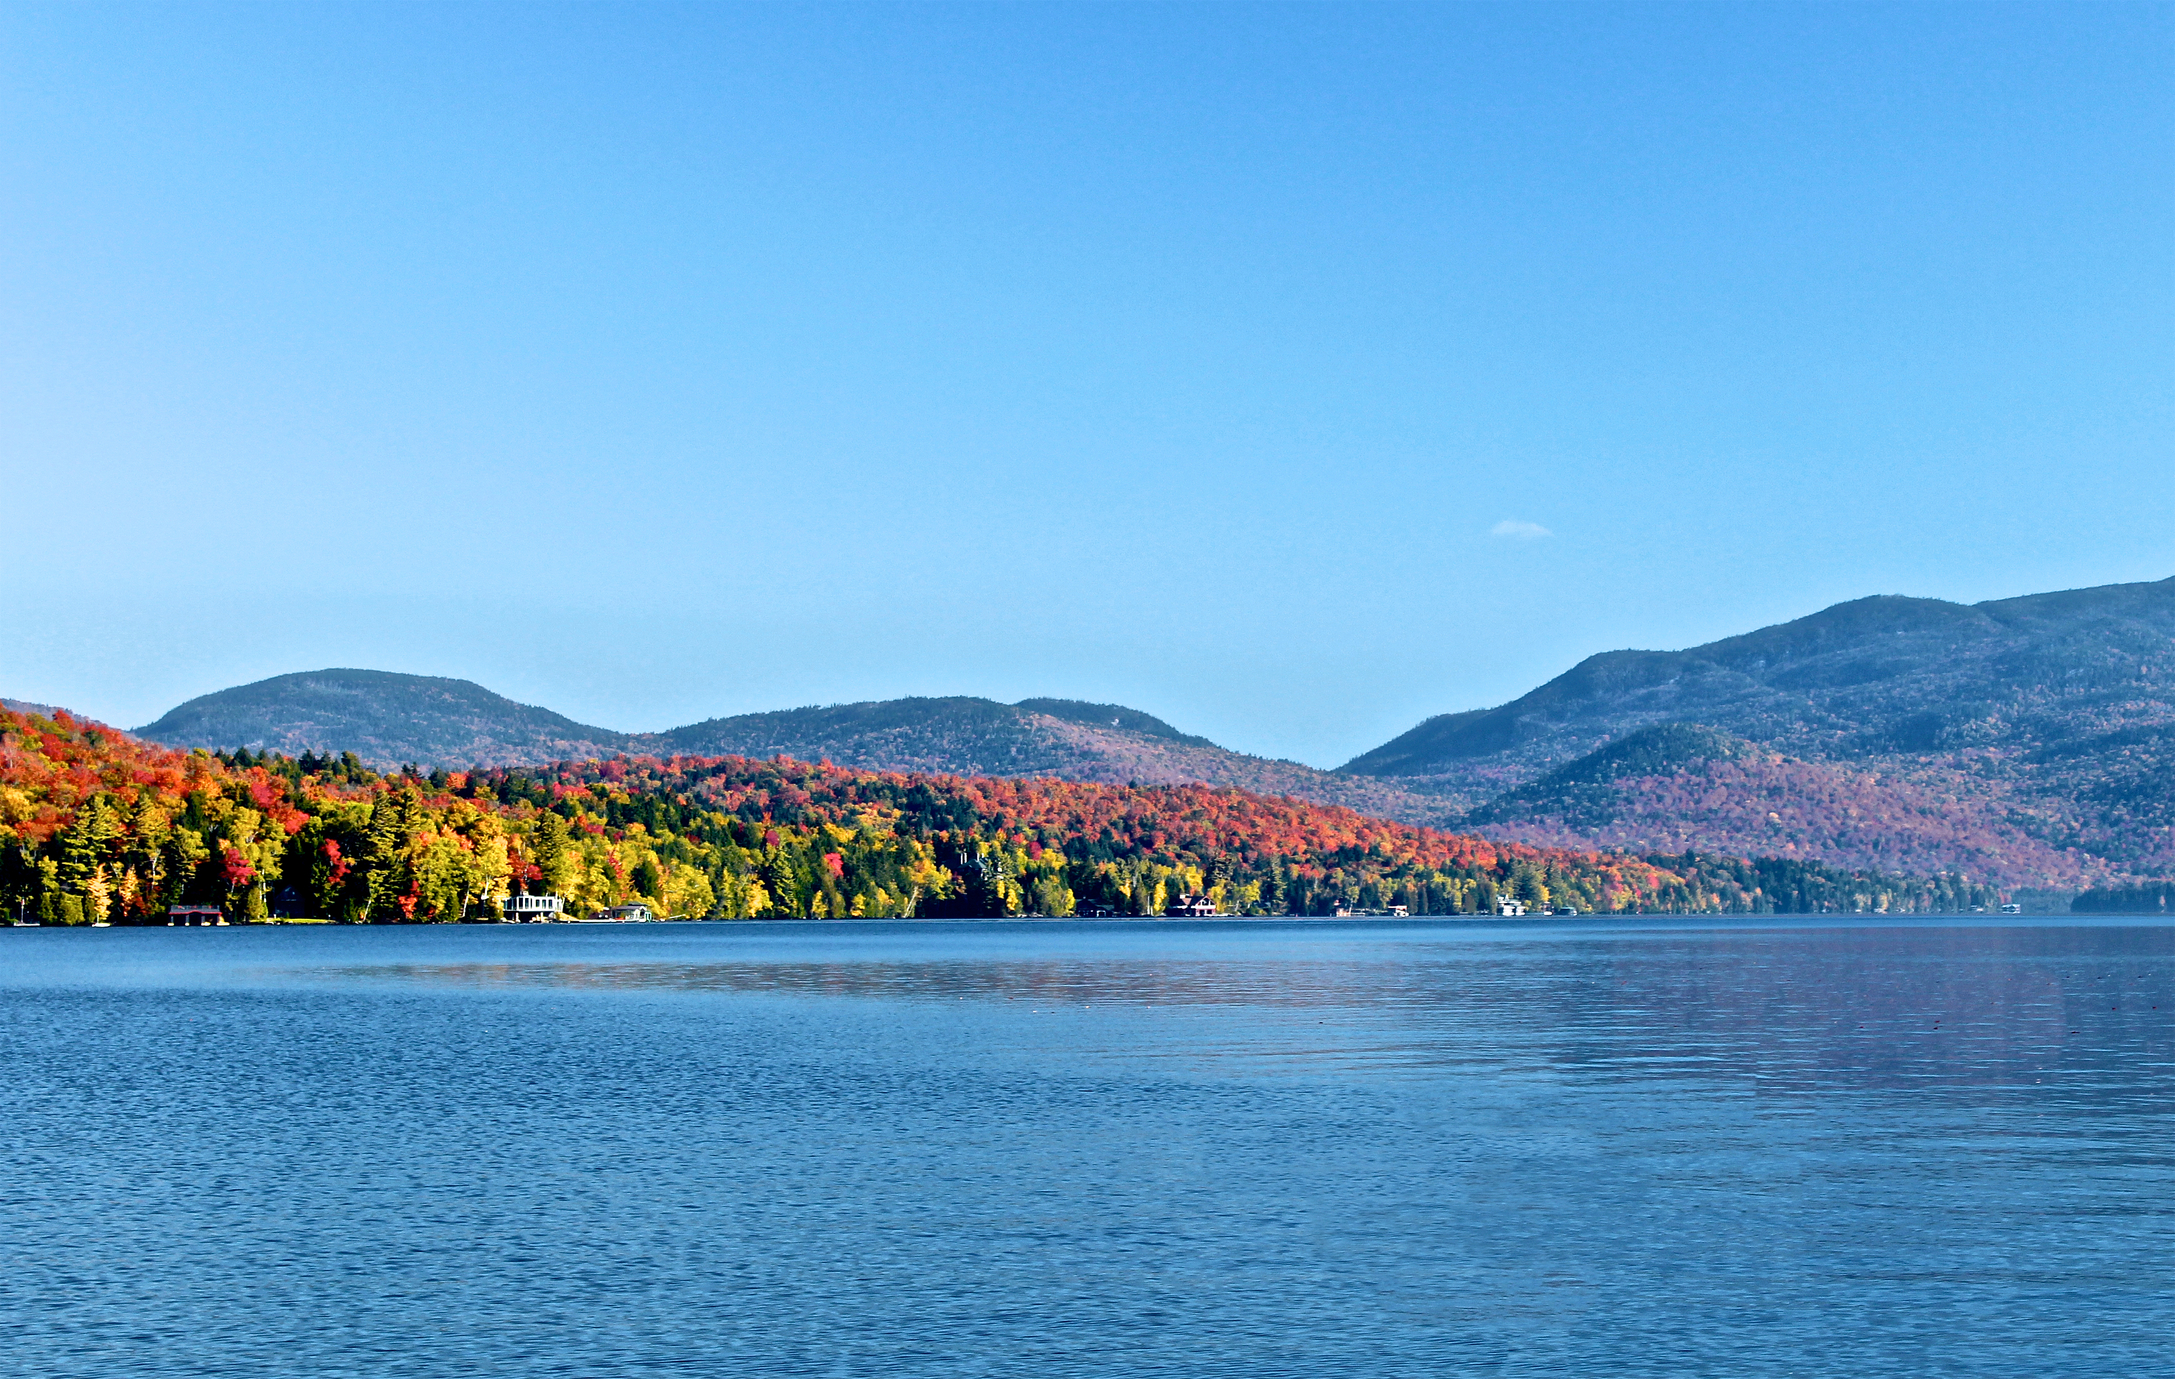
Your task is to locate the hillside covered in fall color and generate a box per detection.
[1347,576,2175,888]
[1460,723,2105,886]
[105,576,2175,892]
[3,704,1998,925]
[135,674,1460,824]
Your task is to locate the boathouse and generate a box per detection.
[505,894,565,922]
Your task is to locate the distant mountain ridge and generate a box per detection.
[1343,580,2175,777]
[657,695,1210,770]
[136,670,639,768]
[131,672,1454,826]
[113,574,2175,888]
[1458,723,2094,886]
[1345,576,2175,886]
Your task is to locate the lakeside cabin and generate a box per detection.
[1496,897,1528,917]
[166,905,226,926]
[505,894,565,923]
[1164,893,1217,918]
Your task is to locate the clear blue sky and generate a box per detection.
[4,2,2170,766]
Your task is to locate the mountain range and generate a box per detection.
[112,575,2175,889]
[135,673,1447,825]
[1347,577,2175,888]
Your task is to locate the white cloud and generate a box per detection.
[1490,519,1553,540]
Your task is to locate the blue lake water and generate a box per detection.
[2,917,2170,1377]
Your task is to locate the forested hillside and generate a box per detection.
[134,677,1457,824]
[2,705,1994,924]
[657,696,1197,774]
[110,574,2175,892]
[138,670,637,767]
[1462,724,2098,885]
[1345,576,2175,886]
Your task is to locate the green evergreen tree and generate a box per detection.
[759,847,799,917]
[359,797,407,922]
[530,812,574,896]
[56,796,120,896]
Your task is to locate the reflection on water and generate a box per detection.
[293,920,2170,1098]
[3,918,2171,1377]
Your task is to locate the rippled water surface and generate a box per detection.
[3,917,2170,1377]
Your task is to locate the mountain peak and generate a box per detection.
[1012,698,1219,748]
[1338,574,2175,885]
[135,668,635,768]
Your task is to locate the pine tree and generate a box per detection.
[759,846,799,917]
[359,796,406,922]
[56,796,121,904]
[530,813,574,896]
[632,855,663,902]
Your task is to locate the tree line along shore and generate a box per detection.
[1,705,2015,925]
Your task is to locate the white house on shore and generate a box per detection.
[505,894,565,922]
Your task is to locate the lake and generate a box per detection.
[2,917,2169,1377]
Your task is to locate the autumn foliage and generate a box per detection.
[0,706,1996,924]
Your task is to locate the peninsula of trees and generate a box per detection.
[1,705,2005,924]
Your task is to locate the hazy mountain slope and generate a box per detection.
[656,697,1087,775]
[655,698,1458,822]
[1344,576,2175,883]
[136,669,638,768]
[658,695,1217,765]
[1464,725,2092,885]
[126,573,2175,884]
[1344,577,2175,779]
[1022,719,1462,827]
[1014,698,1219,747]
[130,676,1445,822]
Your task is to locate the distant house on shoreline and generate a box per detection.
[167,905,225,926]
[505,894,565,922]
